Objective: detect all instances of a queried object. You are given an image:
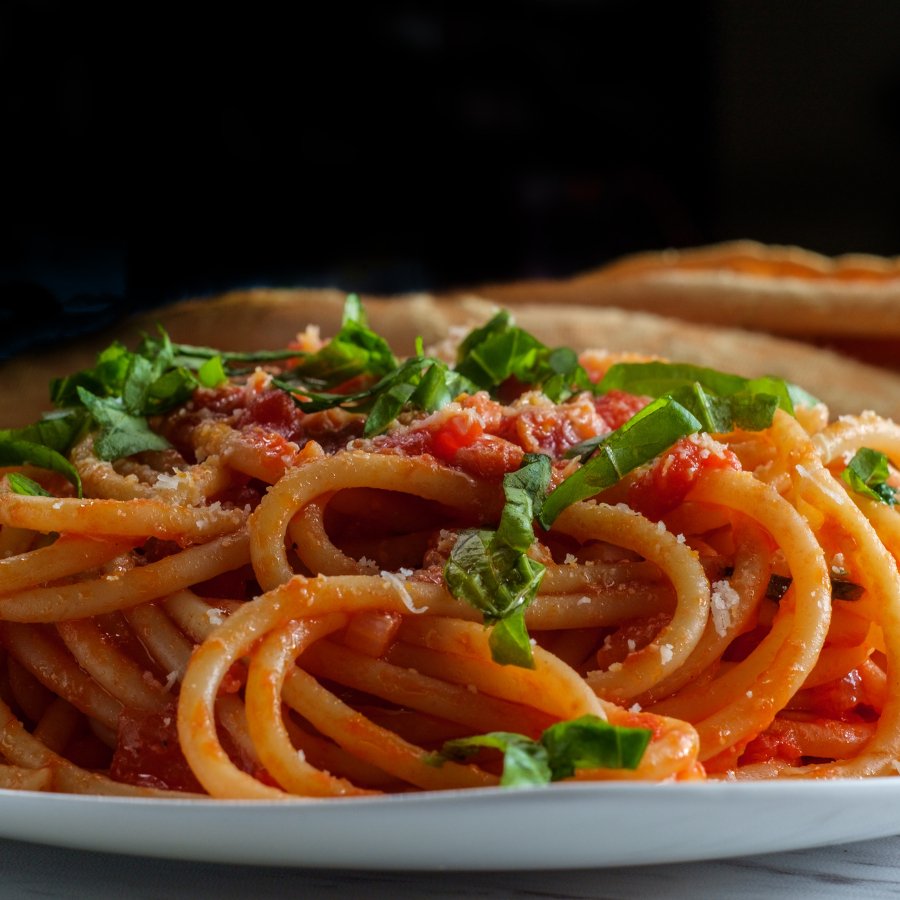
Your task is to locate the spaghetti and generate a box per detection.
[0,300,898,798]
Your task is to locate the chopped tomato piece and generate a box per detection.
[236,390,306,441]
[431,416,484,460]
[592,390,650,430]
[454,435,524,479]
[628,437,741,520]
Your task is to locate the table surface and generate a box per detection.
[2,835,900,899]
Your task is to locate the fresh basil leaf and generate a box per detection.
[540,715,651,778]
[280,356,423,414]
[455,310,512,361]
[496,453,551,550]
[487,608,535,670]
[728,391,781,431]
[841,447,897,506]
[121,354,157,413]
[441,731,552,787]
[279,296,397,391]
[599,362,795,419]
[6,473,52,496]
[0,440,82,495]
[76,388,171,461]
[455,311,594,401]
[444,528,520,621]
[665,383,735,434]
[165,343,301,368]
[0,411,86,494]
[456,326,543,388]
[141,367,198,414]
[444,454,551,668]
[363,383,419,438]
[409,364,472,415]
[0,411,87,455]
[599,361,739,399]
[742,376,795,416]
[665,383,779,433]
[438,714,651,787]
[50,341,131,407]
[443,534,545,665]
[280,356,480,436]
[541,397,703,527]
[117,333,198,417]
[197,355,228,388]
[281,306,590,434]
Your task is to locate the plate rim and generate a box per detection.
[2,777,900,870]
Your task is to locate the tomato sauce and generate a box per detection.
[369,388,649,483]
[110,705,205,792]
[110,702,273,793]
[740,726,804,766]
[627,437,741,520]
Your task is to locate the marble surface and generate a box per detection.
[2,835,900,899]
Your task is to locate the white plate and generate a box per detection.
[1,779,899,870]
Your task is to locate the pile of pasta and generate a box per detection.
[0,328,899,799]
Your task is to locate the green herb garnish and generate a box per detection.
[0,412,86,495]
[6,472,53,496]
[197,355,228,388]
[435,714,651,786]
[273,296,482,435]
[55,330,198,461]
[536,361,814,527]
[841,448,897,506]
[540,397,703,528]
[5,322,265,479]
[276,356,478,437]
[275,293,397,392]
[597,361,802,430]
[444,453,551,667]
[455,311,594,402]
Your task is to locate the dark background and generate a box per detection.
[2,1,900,356]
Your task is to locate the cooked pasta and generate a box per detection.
[0,300,897,798]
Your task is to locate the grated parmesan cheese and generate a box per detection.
[154,471,185,491]
[381,570,428,614]
[659,643,674,664]
[710,579,741,638]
